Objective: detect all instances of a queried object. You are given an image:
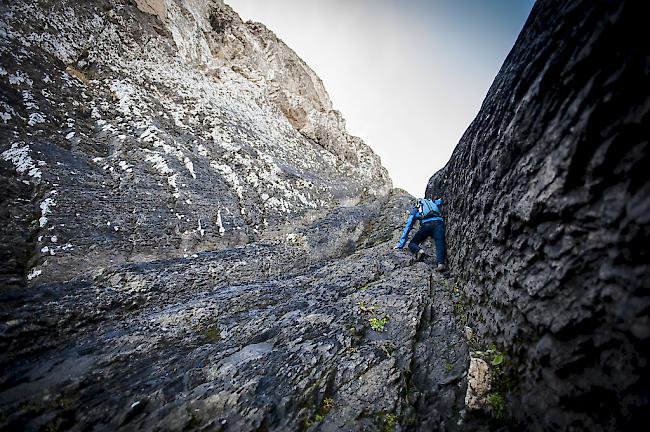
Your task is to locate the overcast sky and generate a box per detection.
[226,0,535,196]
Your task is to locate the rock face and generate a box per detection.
[1,1,470,431]
[427,0,649,430]
[0,0,390,286]
[3,0,647,430]
[0,190,471,431]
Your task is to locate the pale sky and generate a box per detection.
[226,0,535,196]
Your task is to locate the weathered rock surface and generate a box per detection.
[0,1,471,431]
[428,0,649,430]
[0,0,390,286]
[4,0,646,430]
[0,191,470,431]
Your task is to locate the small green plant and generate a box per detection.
[487,392,506,419]
[491,352,504,366]
[472,343,518,422]
[445,362,454,372]
[383,412,398,432]
[304,397,335,428]
[369,315,390,331]
[323,398,334,411]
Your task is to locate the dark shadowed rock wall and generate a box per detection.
[427,0,649,429]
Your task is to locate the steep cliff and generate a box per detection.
[428,0,649,429]
[1,1,468,431]
[0,0,390,287]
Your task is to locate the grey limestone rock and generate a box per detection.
[0,191,469,431]
[0,1,465,431]
[0,0,391,286]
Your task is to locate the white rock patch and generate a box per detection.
[216,209,226,236]
[27,268,42,280]
[1,143,43,180]
[39,194,57,228]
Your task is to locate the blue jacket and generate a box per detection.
[396,198,443,248]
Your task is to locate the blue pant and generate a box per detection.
[408,220,446,264]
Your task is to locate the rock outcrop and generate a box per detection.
[0,0,390,286]
[428,0,649,429]
[2,0,647,430]
[1,1,468,431]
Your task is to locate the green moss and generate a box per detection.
[204,327,220,342]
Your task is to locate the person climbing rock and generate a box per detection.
[395,196,446,271]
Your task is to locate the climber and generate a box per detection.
[394,196,446,271]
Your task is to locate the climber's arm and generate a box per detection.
[395,207,419,249]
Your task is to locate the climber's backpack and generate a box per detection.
[419,198,441,220]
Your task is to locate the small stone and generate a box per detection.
[465,357,491,411]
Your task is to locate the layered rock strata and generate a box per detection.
[0,1,472,431]
[427,0,649,429]
[0,0,390,286]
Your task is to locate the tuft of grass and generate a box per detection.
[322,398,334,412]
[382,412,398,432]
[369,315,390,332]
[487,392,506,420]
